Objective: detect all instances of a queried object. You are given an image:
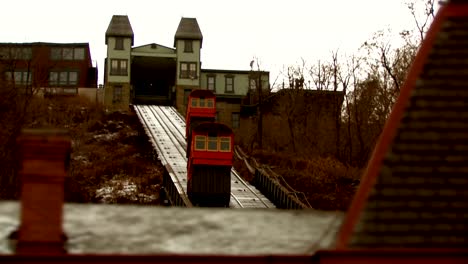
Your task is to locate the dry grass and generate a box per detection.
[23,96,164,204]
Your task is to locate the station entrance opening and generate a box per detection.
[131,56,176,105]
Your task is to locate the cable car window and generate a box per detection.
[199,98,206,107]
[220,137,231,152]
[207,98,214,108]
[195,136,206,150]
[207,136,218,151]
[191,98,198,107]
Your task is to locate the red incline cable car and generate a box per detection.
[185,90,216,158]
[187,122,234,207]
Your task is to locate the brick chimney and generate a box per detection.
[15,129,70,255]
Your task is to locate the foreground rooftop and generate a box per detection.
[0,202,342,255]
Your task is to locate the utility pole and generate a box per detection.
[250,58,264,150]
[256,64,263,149]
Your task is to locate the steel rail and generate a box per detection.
[231,169,271,208]
[144,106,190,199]
[156,106,274,208]
[134,105,192,207]
[134,105,275,209]
[152,106,245,208]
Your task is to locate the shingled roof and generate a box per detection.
[174,17,203,47]
[105,15,134,45]
[336,1,468,249]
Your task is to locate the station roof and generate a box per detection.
[106,15,134,45]
[174,17,203,47]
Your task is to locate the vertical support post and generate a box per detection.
[16,129,70,255]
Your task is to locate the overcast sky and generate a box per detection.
[1,0,426,85]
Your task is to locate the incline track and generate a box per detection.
[134,105,275,209]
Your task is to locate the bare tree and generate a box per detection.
[0,45,50,198]
[341,55,362,163]
[331,51,343,158]
[407,0,436,43]
[248,57,273,150]
[282,58,308,90]
[310,59,333,91]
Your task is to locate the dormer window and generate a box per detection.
[184,40,193,53]
[115,37,124,50]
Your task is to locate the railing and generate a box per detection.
[234,146,308,209]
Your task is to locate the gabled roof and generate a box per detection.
[131,43,176,55]
[336,1,468,249]
[105,15,134,45]
[174,17,203,47]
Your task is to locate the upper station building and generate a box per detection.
[103,15,270,130]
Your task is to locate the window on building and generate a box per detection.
[6,47,32,60]
[63,48,73,60]
[51,47,85,60]
[74,48,85,60]
[225,76,234,93]
[180,62,197,79]
[6,71,32,85]
[49,72,58,86]
[110,59,128,76]
[189,63,196,78]
[184,40,193,53]
[15,71,31,85]
[115,38,124,50]
[113,85,123,103]
[232,112,240,129]
[49,70,79,86]
[0,48,8,59]
[69,72,78,85]
[22,48,32,60]
[59,72,68,85]
[207,75,216,91]
[249,78,257,90]
[180,63,188,78]
[51,48,61,60]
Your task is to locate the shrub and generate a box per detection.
[235,149,362,211]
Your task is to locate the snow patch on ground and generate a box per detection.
[72,155,90,166]
[92,132,119,142]
[95,179,157,204]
